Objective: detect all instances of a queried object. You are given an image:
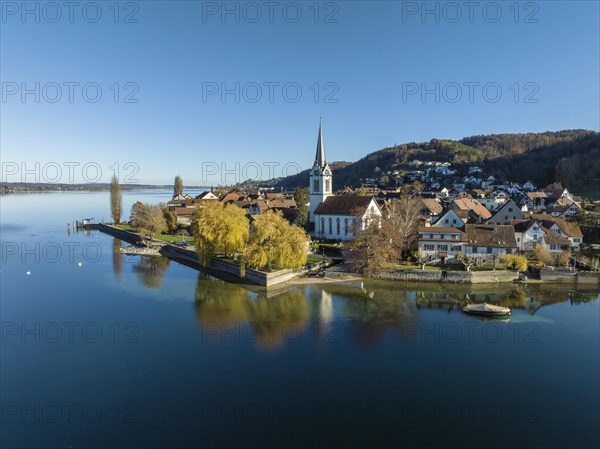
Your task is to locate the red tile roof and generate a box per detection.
[314,196,376,216]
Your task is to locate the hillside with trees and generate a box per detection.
[272,129,599,190]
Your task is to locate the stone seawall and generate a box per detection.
[97,226,333,287]
[539,268,600,284]
[162,245,332,287]
[96,223,141,245]
[375,269,519,284]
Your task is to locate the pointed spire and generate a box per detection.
[314,118,326,168]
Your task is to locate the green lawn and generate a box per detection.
[394,263,442,271]
[115,223,136,231]
[154,234,195,244]
[306,256,329,265]
[115,224,195,244]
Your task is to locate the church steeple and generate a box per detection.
[309,119,333,224]
[314,118,326,168]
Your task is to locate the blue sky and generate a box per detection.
[1,0,599,185]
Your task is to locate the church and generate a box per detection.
[309,120,382,241]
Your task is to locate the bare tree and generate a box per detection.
[456,253,476,272]
[386,194,422,258]
[346,213,399,276]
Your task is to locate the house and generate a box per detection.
[546,198,582,218]
[479,196,507,211]
[420,198,444,223]
[462,224,518,263]
[487,199,525,225]
[432,208,466,228]
[544,187,573,203]
[248,200,269,215]
[196,191,219,201]
[524,191,547,211]
[469,189,486,198]
[530,214,583,250]
[417,226,465,263]
[220,191,245,204]
[313,196,382,241]
[523,181,536,191]
[173,207,196,226]
[451,197,492,223]
[167,193,192,209]
[436,166,456,176]
[512,219,571,253]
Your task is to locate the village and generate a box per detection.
[157,122,597,276]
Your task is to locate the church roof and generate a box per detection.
[314,119,326,168]
[314,196,376,216]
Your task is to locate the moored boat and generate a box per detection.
[463,303,511,317]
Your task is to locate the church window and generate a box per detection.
[328,217,333,235]
[313,179,319,192]
[336,218,341,235]
[325,179,330,192]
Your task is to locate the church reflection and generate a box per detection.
[192,276,599,348]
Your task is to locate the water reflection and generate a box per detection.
[194,276,309,348]
[190,275,599,348]
[112,238,123,281]
[132,256,171,289]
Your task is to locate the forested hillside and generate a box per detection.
[272,130,600,190]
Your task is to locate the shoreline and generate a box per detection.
[94,224,599,287]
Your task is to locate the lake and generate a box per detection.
[1,191,599,449]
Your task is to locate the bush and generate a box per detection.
[501,254,528,271]
[531,245,553,266]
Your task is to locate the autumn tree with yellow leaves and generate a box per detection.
[192,202,249,267]
[244,210,309,271]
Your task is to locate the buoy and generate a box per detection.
[77,262,82,266]
[26,271,31,275]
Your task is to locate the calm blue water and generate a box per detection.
[1,191,599,449]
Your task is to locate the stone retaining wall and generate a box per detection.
[97,223,141,245]
[153,239,332,287]
[375,269,519,284]
[539,268,600,284]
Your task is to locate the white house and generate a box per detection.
[512,219,571,253]
[417,226,465,263]
[530,215,583,250]
[314,196,382,241]
[487,199,525,225]
[432,208,466,228]
[197,191,219,200]
[479,196,507,211]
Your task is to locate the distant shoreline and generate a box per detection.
[0,183,211,194]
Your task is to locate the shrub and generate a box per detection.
[501,254,528,271]
[531,245,553,266]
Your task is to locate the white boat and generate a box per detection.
[463,303,511,317]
